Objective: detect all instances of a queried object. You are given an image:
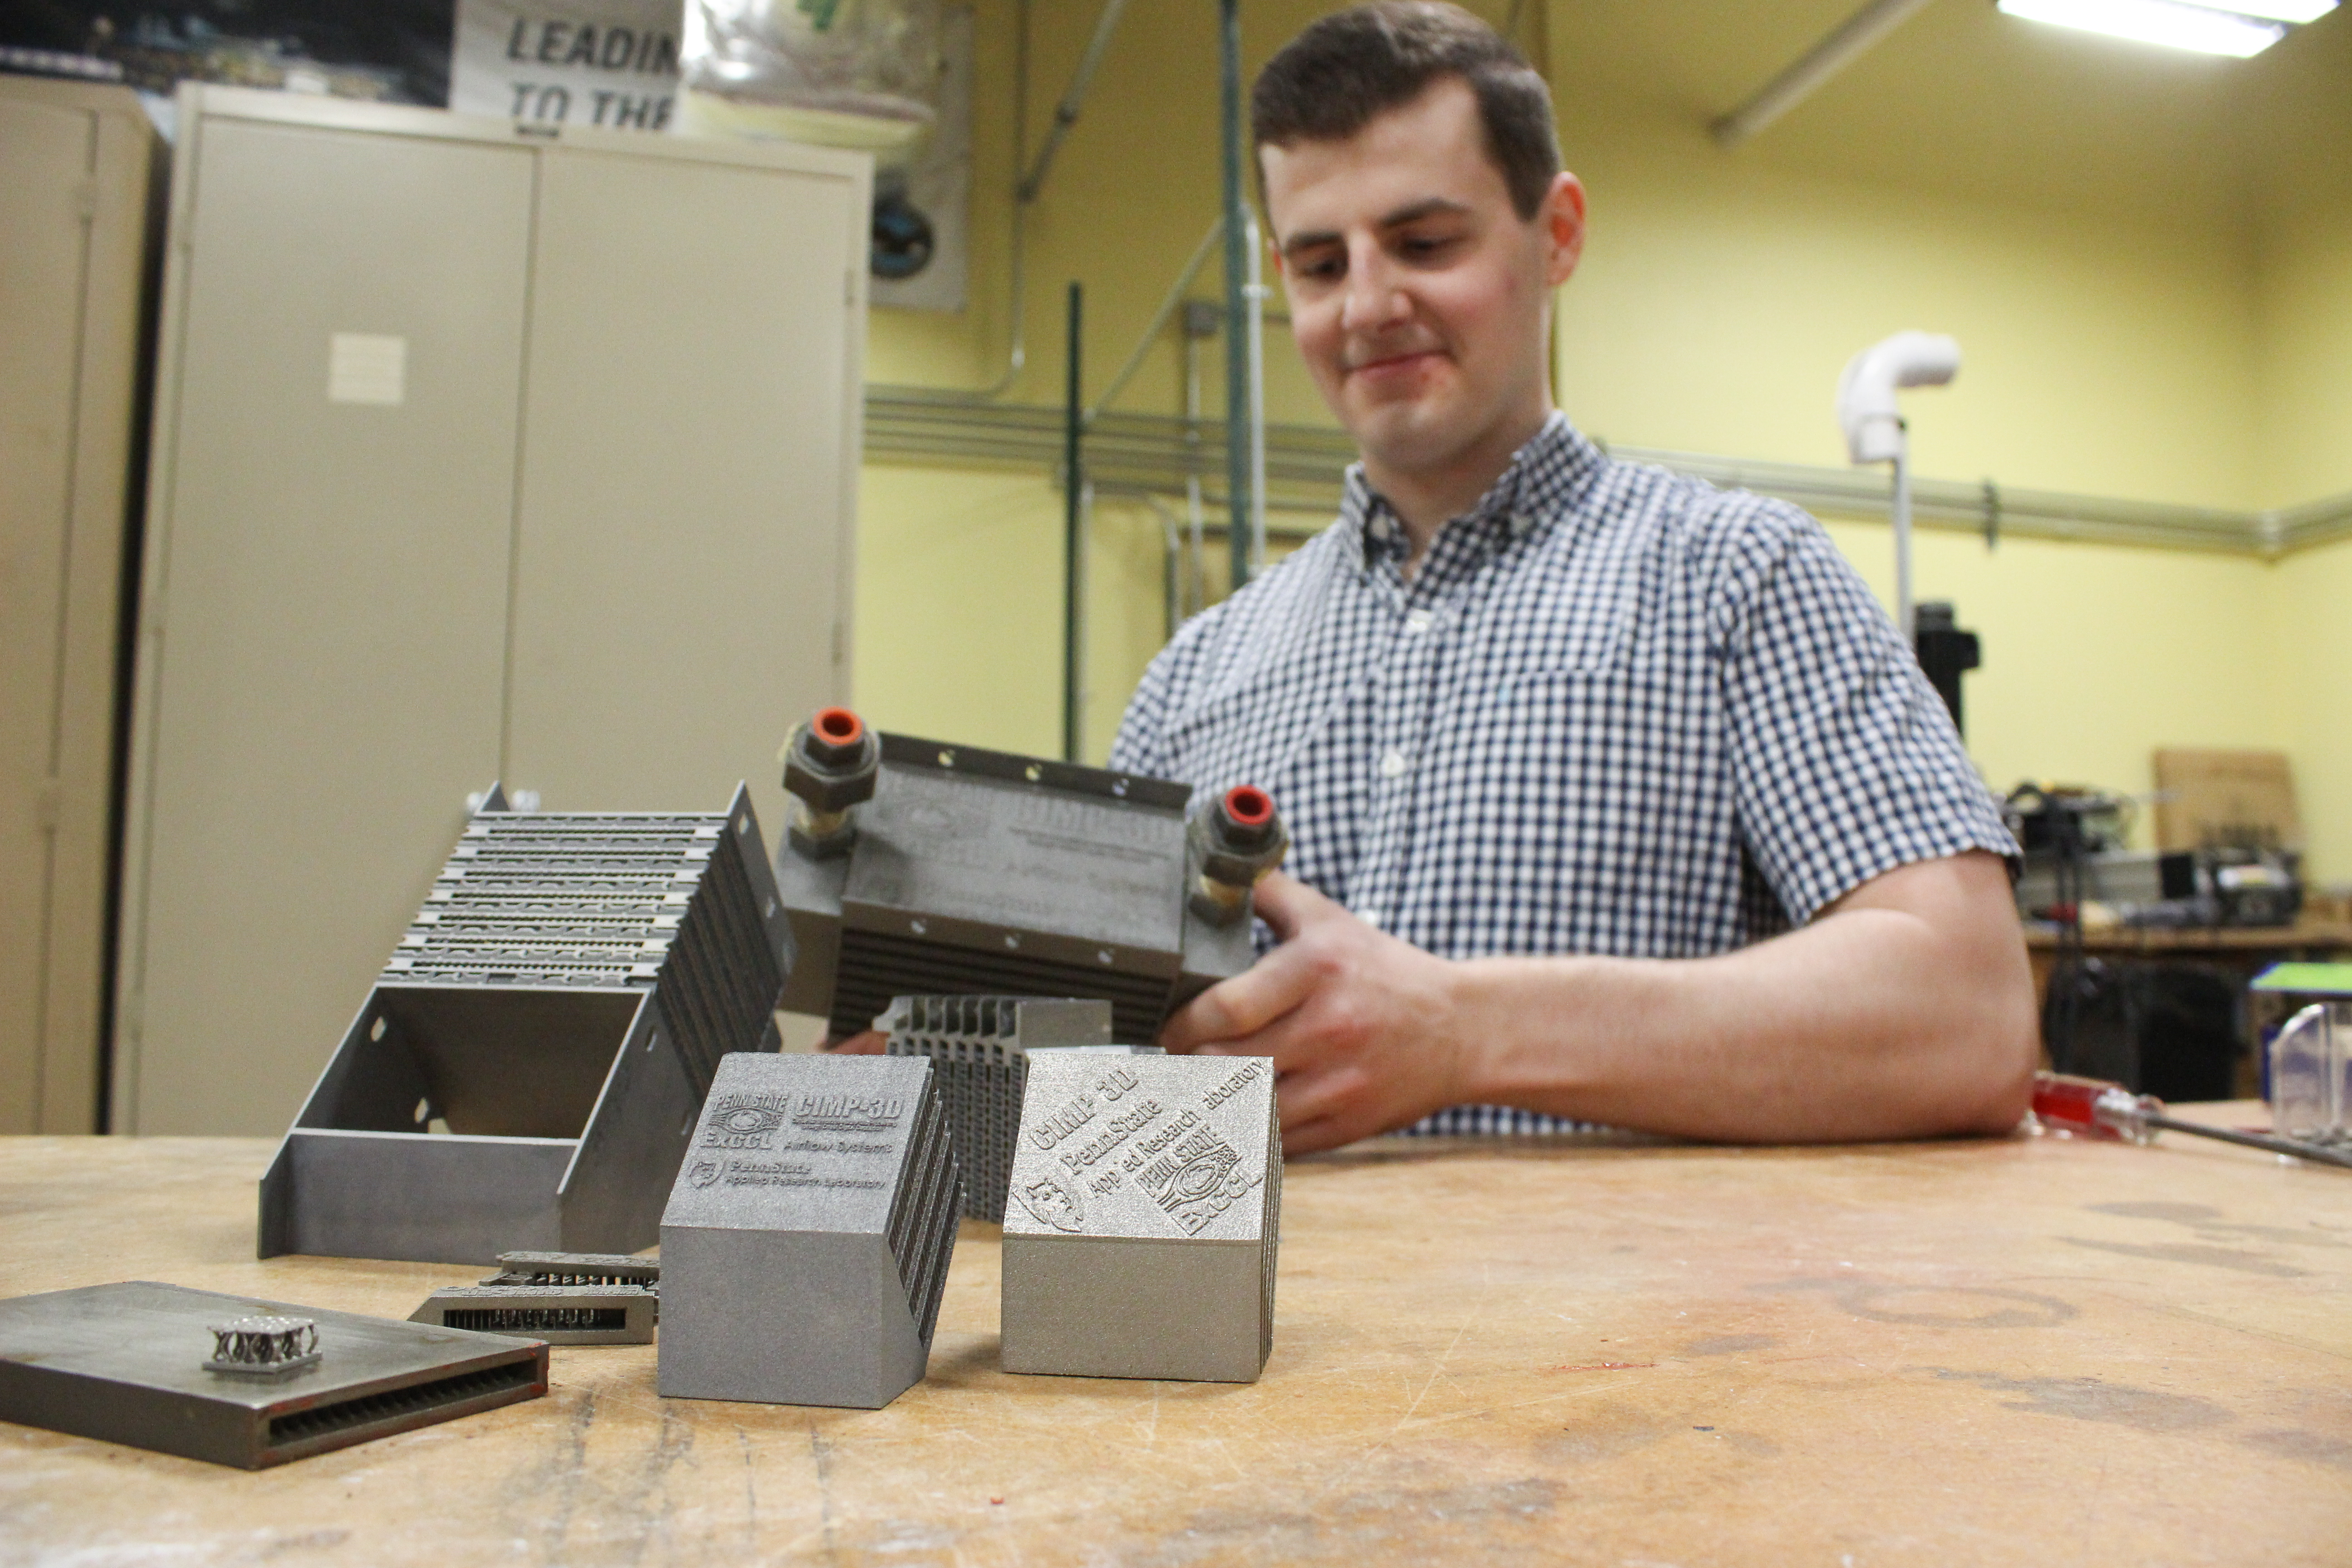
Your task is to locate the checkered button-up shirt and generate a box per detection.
[1109,412,2017,1135]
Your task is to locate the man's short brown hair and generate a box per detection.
[1251,1,1561,221]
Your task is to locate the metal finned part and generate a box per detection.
[261,785,793,1266]
[412,1283,657,1345]
[443,1307,628,1334]
[775,726,1268,1044]
[0,1282,548,1469]
[882,995,1145,1221]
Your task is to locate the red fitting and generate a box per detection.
[815,706,864,748]
[1224,786,1273,829]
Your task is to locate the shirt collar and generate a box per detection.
[1343,412,1596,573]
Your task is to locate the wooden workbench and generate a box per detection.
[3,1119,2347,1565]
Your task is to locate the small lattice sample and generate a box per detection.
[204,1315,320,1376]
[1001,1052,1280,1383]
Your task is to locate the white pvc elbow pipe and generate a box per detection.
[1837,331,1961,465]
[1838,331,1960,645]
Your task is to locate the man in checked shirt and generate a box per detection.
[1110,1,2037,1152]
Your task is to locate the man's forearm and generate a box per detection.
[1448,853,2038,1142]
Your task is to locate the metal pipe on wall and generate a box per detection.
[1219,0,1254,593]
[899,0,1035,403]
[1063,282,1085,762]
[1090,217,1224,424]
[1711,0,1938,149]
[1018,0,1133,202]
[1245,212,1269,575]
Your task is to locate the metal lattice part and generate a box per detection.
[486,1252,660,1289]
[204,1316,321,1377]
[881,995,1159,1223]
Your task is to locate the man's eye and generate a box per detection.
[1400,235,1460,260]
[1296,256,1343,281]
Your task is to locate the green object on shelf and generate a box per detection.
[2249,962,2352,995]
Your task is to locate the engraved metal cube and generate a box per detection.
[657,1053,961,1409]
[1000,1053,1280,1383]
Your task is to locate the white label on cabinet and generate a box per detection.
[328,333,407,406]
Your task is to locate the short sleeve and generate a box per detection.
[1715,505,2017,924]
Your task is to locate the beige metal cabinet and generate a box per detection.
[0,78,158,1134]
[116,86,868,1136]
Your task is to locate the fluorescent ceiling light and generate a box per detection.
[1997,0,2294,55]
[2211,0,2336,20]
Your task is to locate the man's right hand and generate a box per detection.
[1158,872,1473,1153]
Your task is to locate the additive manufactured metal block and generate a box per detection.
[882,995,1161,1222]
[0,1281,546,1469]
[772,719,1285,1046]
[658,1053,962,1409]
[410,1251,660,1344]
[260,786,794,1265]
[1000,1053,1280,1384]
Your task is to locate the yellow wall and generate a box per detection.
[1552,94,2262,507]
[1823,522,2285,828]
[852,0,2352,877]
[2261,184,2352,879]
[2255,196,2352,505]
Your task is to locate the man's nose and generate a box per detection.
[1338,244,1409,333]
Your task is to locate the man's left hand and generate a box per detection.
[1160,872,1466,1153]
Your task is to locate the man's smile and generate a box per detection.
[1345,346,1449,387]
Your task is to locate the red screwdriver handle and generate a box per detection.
[2032,1071,2160,1144]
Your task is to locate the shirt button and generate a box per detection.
[1357,905,1384,930]
[1379,750,1408,779]
[1405,609,1432,634]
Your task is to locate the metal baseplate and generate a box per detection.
[260,785,797,1265]
[881,995,1161,1222]
[771,717,1286,1048]
[410,1252,660,1345]
[0,1281,546,1470]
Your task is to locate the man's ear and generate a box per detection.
[1543,171,1588,288]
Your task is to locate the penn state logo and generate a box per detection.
[1013,1170,1085,1234]
[688,1159,721,1189]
